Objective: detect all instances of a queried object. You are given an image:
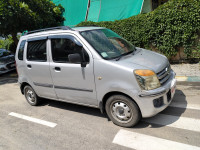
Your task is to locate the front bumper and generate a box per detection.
[0,62,16,75]
[136,70,176,118]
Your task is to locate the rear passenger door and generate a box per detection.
[49,35,97,106]
[25,37,56,99]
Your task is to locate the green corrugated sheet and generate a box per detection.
[53,0,88,26]
[53,0,144,26]
[87,0,101,22]
[142,0,152,13]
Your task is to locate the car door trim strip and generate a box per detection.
[54,85,93,92]
[33,82,53,88]
[33,82,93,92]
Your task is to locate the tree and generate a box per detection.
[0,0,65,49]
[0,35,13,50]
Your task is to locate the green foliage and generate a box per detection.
[0,0,65,50]
[0,36,13,50]
[191,39,200,59]
[77,0,200,58]
[0,0,65,35]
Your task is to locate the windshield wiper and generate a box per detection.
[115,50,134,61]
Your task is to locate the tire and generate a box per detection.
[24,85,40,106]
[105,95,141,127]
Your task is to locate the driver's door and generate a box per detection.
[49,35,97,106]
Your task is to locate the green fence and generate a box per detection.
[53,0,144,26]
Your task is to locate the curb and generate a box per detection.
[175,76,200,82]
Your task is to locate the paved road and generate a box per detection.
[0,76,200,150]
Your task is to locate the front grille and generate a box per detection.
[157,64,171,85]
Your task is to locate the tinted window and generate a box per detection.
[18,40,26,60]
[27,40,47,62]
[0,50,11,58]
[51,38,89,63]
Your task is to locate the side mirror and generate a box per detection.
[68,53,81,63]
[68,53,87,68]
[81,62,87,68]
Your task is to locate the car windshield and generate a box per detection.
[80,29,135,60]
[0,50,11,58]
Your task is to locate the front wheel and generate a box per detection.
[105,95,141,127]
[24,85,40,106]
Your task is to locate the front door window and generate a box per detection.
[51,38,89,63]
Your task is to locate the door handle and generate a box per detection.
[54,67,61,71]
[27,64,32,68]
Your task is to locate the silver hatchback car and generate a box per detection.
[15,26,176,127]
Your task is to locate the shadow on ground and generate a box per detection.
[0,71,17,85]
[38,89,186,128]
[0,78,18,85]
[40,98,106,118]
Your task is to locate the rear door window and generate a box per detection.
[27,40,47,62]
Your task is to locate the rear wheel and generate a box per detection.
[24,85,40,106]
[105,95,141,127]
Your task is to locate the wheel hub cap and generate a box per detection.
[27,90,35,103]
[112,102,131,121]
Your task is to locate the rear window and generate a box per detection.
[27,40,47,62]
[0,50,11,58]
[18,40,26,60]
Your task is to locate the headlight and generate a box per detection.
[134,69,160,90]
[0,65,5,71]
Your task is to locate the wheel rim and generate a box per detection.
[25,88,35,103]
[111,101,132,123]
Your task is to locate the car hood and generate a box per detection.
[114,48,169,73]
[0,55,15,65]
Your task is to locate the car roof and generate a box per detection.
[21,26,105,39]
[72,26,105,32]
